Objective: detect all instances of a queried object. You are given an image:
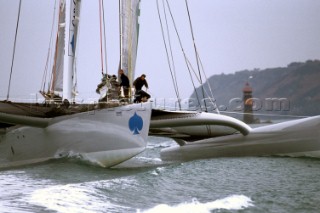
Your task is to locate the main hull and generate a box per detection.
[0,102,152,168]
[161,115,320,162]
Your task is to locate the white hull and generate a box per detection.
[0,102,151,168]
[161,115,320,162]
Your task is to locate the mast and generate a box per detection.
[62,0,71,101]
[63,0,81,102]
[119,0,123,70]
[6,0,22,101]
[119,0,141,84]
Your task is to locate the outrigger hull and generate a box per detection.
[160,115,320,162]
[0,102,151,169]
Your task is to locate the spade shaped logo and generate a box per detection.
[129,112,143,135]
[70,34,75,54]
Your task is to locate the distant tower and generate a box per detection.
[243,82,254,124]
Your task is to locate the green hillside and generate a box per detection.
[190,60,320,117]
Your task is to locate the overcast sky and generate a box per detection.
[1,0,320,103]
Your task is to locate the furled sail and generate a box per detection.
[120,0,141,84]
[49,0,81,100]
[51,1,66,92]
[67,0,81,99]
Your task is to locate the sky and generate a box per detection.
[1,0,320,104]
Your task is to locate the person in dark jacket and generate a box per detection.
[133,74,148,91]
[119,69,130,98]
[133,74,150,103]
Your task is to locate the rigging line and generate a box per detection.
[197,55,220,113]
[185,55,219,113]
[185,58,218,111]
[6,0,23,101]
[161,0,181,109]
[182,42,217,111]
[156,0,181,109]
[101,0,108,75]
[41,49,51,92]
[164,0,202,109]
[41,0,58,92]
[98,0,104,75]
[162,0,181,106]
[184,0,208,112]
[156,1,174,90]
[51,33,59,92]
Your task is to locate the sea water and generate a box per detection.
[0,136,320,213]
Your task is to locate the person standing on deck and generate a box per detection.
[119,69,130,98]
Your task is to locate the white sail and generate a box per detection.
[50,0,81,100]
[120,0,141,84]
[51,1,66,92]
[63,0,81,100]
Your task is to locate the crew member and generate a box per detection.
[119,69,130,98]
[133,74,150,102]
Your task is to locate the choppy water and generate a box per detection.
[1,136,320,213]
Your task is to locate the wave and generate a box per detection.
[29,183,130,213]
[53,150,105,167]
[139,195,254,213]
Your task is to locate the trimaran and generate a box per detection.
[1,0,319,169]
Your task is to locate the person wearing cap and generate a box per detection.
[133,74,150,102]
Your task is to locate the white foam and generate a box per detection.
[147,143,172,149]
[151,167,166,176]
[29,183,129,213]
[53,150,104,167]
[136,156,162,162]
[139,195,254,213]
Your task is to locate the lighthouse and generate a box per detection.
[243,82,254,124]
